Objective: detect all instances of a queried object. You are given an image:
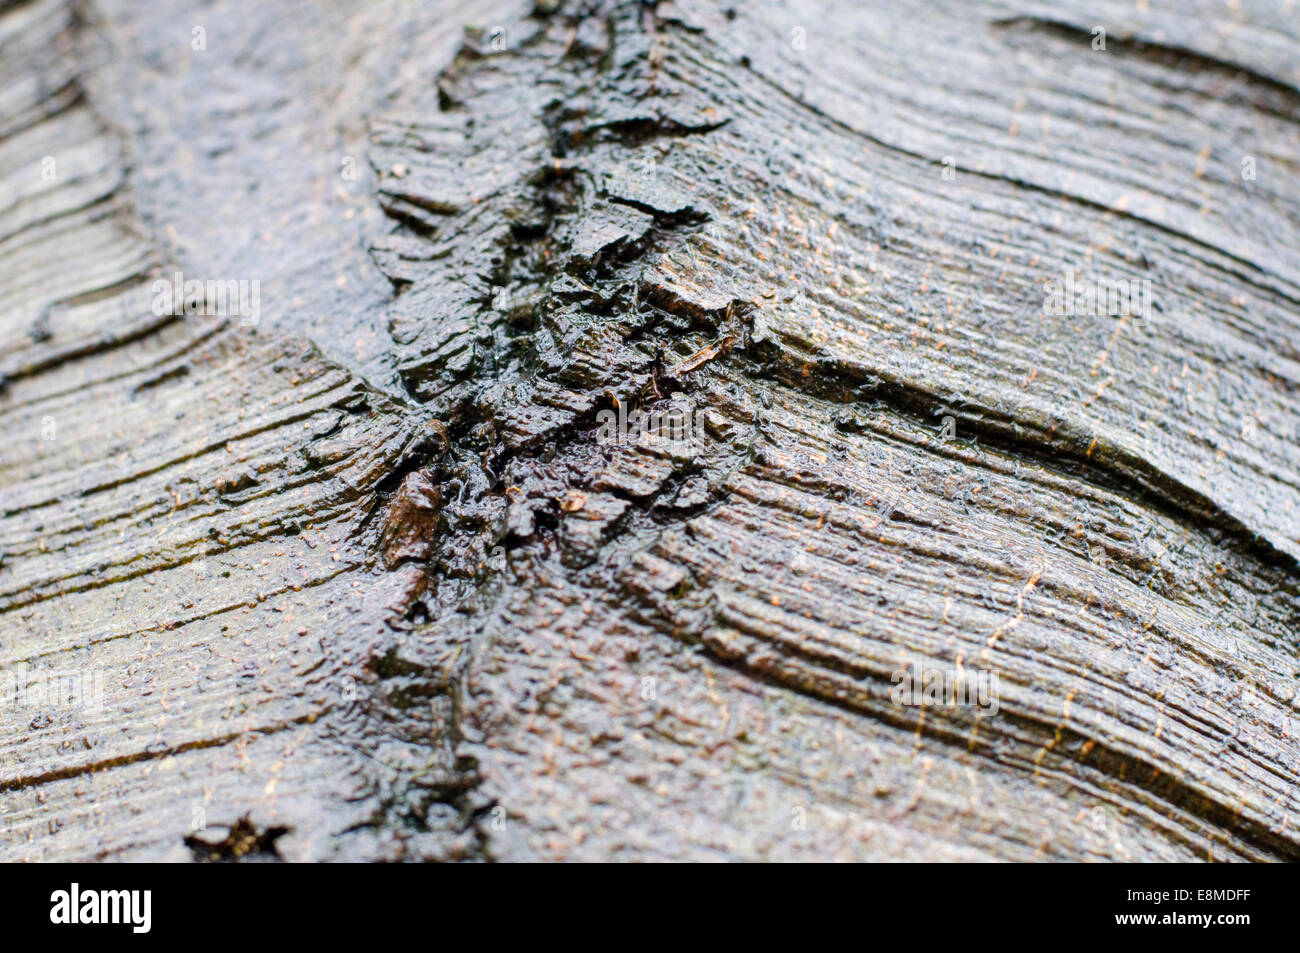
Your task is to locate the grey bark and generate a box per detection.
[1,0,1298,861]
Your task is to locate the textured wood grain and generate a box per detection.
[0,0,454,861]
[2,0,1297,861]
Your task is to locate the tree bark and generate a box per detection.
[2,0,1298,861]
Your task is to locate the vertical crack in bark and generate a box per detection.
[359,0,1300,859]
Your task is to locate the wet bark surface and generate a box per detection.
[1,0,1298,861]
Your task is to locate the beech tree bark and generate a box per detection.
[2,0,1298,861]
